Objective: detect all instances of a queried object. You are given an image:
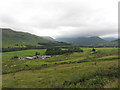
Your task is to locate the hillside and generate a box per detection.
[56,36,108,45]
[1,28,54,48]
[41,36,55,41]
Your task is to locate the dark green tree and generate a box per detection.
[92,48,96,52]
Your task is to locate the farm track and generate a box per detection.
[2,54,118,74]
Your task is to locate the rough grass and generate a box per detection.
[2,60,118,88]
[104,79,119,88]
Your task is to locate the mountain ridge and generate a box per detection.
[56,36,108,45]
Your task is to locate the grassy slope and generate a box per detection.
[2,48,119,88]
[2,28,53,48]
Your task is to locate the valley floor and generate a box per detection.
[2,48,119,88]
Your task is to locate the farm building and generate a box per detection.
[37,55,51,59]
[26,55,51,60]
[26,56,37,60]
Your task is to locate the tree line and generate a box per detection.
[45,47,84,55]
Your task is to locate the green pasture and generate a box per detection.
[2,49,46,56]
[2,48,118,72]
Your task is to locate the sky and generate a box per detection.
[0,0,119,39]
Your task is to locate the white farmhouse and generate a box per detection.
[26,55,51,60]
[26,56,37,60]
[37,55,51,59]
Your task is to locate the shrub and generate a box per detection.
[35,52,40,55]
[92,48,96,52]
[11,56,18,60]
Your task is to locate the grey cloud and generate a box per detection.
[56,27,118,38]
[0,0,118,38]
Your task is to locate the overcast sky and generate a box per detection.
[0,0,119,38]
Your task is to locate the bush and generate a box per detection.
[35,52,40,55]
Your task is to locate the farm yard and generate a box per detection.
[2,47,119,88]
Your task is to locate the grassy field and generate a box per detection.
[2,47,119,88]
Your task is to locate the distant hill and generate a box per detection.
[56,36,108,45]
[41,36,55,41]
[97,39,119,47]
[1,28,55,48]
[109,39,119,46]
[102,37,118,41]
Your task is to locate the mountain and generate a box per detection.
[1,28,55,48]
[41,36,55,41]
[56,36,108,45]
[102,37,118,41]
